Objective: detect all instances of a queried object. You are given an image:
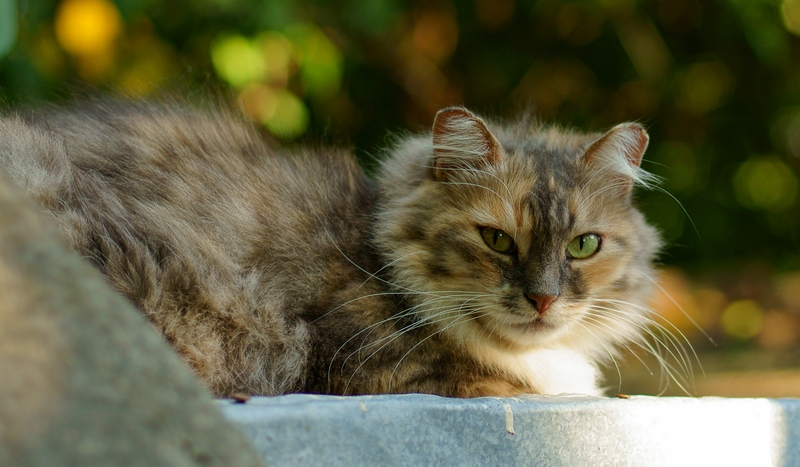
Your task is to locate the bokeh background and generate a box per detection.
[1,0,799,396]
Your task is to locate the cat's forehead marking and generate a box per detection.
[526,173,571,237]
[501,135,584,246]
[492,151,575,255]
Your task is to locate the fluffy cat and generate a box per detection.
[0,99,663,397]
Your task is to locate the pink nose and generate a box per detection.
[526,293,557,314]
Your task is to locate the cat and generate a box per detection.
[0,98,664,398]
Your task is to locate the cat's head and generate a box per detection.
[377,107,662,359]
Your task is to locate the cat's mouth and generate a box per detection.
[468,305,567,348]
[507,316,555,333]
[481,314,566,348]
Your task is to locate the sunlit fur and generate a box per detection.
[0,99,682,397]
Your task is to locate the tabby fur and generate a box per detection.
[0,99,661,397]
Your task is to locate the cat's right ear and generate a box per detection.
[432,107,501,182]
[583,123,658,191]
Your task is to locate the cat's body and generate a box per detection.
[0,99,661,397]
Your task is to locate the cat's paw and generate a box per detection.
[456,378,530,398]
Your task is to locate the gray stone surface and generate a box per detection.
[0,171,264,466]
[222,393,800,466]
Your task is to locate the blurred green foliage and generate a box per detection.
[0,0,17,57]
[1,0,799,272]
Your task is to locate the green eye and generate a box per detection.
[567,233,601,259]
[480,227,515,254]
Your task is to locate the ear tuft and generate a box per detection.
[584,123,658,190]
[432,107,501,181]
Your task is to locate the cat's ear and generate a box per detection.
[432,107,501,181]
[583,123,657,191]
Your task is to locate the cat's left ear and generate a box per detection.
[432,107,501,181]
[583,123,656,191]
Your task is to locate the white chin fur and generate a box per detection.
[520,348,602,396]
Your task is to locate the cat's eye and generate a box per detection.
[567,233,601,259]
[480,227,515,254]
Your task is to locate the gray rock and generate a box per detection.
[0,170,264,466]
[222,393,800,466]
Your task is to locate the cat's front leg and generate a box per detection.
[456,378,532,398]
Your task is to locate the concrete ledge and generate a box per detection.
[222,394,800,466]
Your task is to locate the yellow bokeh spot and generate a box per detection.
[211,35,267,89]
[288,25,344,99]
[733,156,799,212]
[720,300,765,340]
[257,32,293,85]
[54,0,121,56]
[782,0,800,36]
[238,83,278,122]
[262,89,309,139]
